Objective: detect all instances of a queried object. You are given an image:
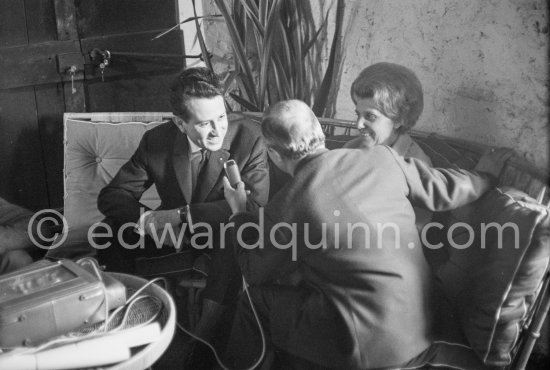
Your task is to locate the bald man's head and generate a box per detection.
[261,100,325,160]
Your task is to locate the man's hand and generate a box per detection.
[137,209,181,239]
[475,147,514,179]
[223,176,248,214]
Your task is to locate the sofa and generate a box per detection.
[45,111,550,369]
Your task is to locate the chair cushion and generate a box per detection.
[47,119,165,259]
[435,188,550,366]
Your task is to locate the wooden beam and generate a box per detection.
[0,40,81,89]
[0,0,27,47]
[0,88,50,209]
[53,0,78,41]
[35,84,65,207]
[80,30,184,81]
[25,0,58,44]
[54,0,85,111]
[63,78,86,113]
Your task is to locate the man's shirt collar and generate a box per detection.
[187,136,202,154]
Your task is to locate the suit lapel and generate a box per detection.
[193,149,230,203]
[173,132,193,203]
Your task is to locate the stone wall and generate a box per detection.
[336,0,548,171]
[193,0,549,171]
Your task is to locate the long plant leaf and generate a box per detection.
[275,17,294,97]
[270,57,292,101]
[222,70,240,95]
[259,0,283,108]
[288,1,304,101]
[234,71,261,112]
[259,0,269,30]
[192,0,213,71]
[240,0,264,38]
[305,46,319,96]
[312,0,344,117]
[181,15,222,25]
[240,0,263,72]
[214,0,258,107]
[151,15,222,41]
[232,1,245,39]
[229,92,260,112]
[243,0,265,70]
[214,0,343,115]
[303,8,330,56]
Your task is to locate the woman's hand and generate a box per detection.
[475,147,515,179]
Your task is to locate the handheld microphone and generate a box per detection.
[224,160,241,188]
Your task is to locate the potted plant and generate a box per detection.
[192,0,345,118]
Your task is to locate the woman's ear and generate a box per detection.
[393,121,404,132]
[267,146,287,170]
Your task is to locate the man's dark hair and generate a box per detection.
[170,67,224,121]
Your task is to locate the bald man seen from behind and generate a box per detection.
[222,99,505,369]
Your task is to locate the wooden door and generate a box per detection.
[0,0,183,210]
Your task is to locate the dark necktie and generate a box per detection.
[191,149,207,194]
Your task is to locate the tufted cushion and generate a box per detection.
[47,119,165,259]
[435,188,550,366]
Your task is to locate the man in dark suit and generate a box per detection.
[97,67,269,349]
[222,100,506,369]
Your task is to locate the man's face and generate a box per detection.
[178,96,228,151]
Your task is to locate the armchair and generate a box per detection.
[46,112,167,260]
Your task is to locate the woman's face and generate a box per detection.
[354,96,400,146]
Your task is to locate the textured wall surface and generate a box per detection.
[335,0,549,171]
[198,0,548,171]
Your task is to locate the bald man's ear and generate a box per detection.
[266,146,279,158]
[267,146,284,167]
